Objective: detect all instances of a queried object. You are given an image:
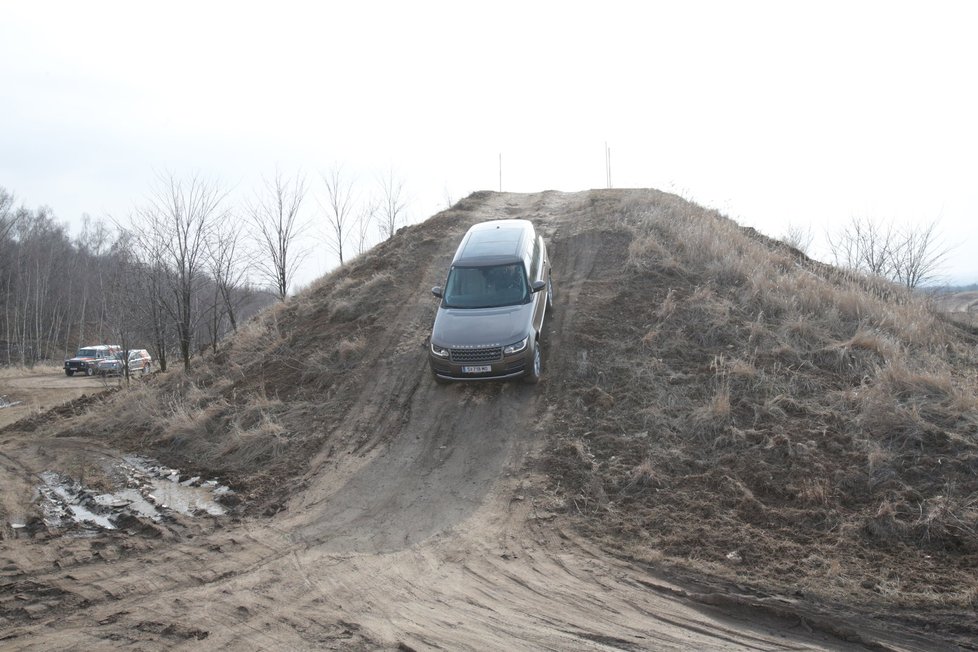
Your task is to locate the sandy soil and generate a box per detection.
[0,369,111,429]
[0,410,876,650]
[0,193,961,650]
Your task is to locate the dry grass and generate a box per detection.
[12,188,977,634]
[542,188,978,621]
[0,363,63,378]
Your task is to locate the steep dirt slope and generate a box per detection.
[1,190,974,649]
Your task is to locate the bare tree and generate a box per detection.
[0,188,17,362]
[354,199,378,256]
[890,221,949,289]
[248,171,308,300]
[205,217,250,350]
[74,215,112,347]
[141,253,172,373]
[112,216,170,372]
[104,231,145,385]
[376,168,407,240]
[0,187,17,243]
[131,172,228,371]
[322,166,356,265]
[827,216,949,289]
[827,217,896,278]
[7,207,72,365]
[780,223,813,254]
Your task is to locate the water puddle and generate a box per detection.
[0,394,23,409]
[32,457,232,534]
[38,472,116,530]
[114,456,228,518]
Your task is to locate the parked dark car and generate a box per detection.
[64,345,121,376]
[428,219,553,383]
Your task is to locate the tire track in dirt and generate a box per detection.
[284,192,546,553]
[287,195,536,551]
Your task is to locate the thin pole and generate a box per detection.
[499,153,502,191]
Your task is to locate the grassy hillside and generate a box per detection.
[539,191,978,623]
[18,188,978,633]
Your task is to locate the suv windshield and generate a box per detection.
[76,348,99,357]
[443,263,530,309]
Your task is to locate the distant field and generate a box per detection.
[933,290,978,327]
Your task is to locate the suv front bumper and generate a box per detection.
[428,348,530,381]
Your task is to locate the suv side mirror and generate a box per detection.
[431,286,443,298]
[530,280,546,293]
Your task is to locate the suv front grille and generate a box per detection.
[450,347,502,363]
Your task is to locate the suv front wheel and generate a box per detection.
[524,339,542,384]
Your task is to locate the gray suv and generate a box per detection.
[429,219,553,383]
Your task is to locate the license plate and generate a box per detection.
[462,365,492,374]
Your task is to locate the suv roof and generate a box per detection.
[452,219,533,267]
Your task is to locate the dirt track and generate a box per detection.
[0,369,108,429]
[0,193,947,649]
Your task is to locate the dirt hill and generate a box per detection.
[2,189,977,649]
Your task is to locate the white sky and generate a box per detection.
[2,1,977,286]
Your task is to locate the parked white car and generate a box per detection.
[96,349,154,376]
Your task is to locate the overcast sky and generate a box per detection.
[2,1,976,286]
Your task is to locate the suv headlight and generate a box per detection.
[504,337,528,355]
[430,342,450,358]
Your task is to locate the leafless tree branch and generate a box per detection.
[248,170,308,300]
[376,168,407,241]
[827,216,949,289]
[131,171,229,370]
[322,165,356,265]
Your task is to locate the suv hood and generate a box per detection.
[432,303,533,347]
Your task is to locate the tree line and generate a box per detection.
[0,167,408,371]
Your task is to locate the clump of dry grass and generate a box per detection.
[625,459,660,489]
[692,366,732,436]
[215,404,290,469]
[625,231,679,273]
[913,488,978,547]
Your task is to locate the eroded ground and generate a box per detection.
[0,386,895,651]
[1,192,973,650]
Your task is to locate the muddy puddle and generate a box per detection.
[0,394,23,409]
[27,456,232,535]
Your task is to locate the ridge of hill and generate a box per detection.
[5,188,977,645]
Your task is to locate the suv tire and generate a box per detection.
[524,339,542,384]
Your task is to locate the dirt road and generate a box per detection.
[0,192,943,650]
[0,368,109,429]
